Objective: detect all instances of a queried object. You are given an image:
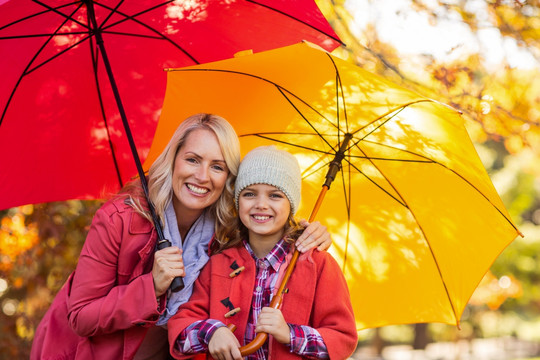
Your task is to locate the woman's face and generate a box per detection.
[171,128,228,218]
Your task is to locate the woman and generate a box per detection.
[31,114,331,360]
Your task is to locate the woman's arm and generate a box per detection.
[66,202,162,337]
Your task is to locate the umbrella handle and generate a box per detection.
[156,239,185,292]
[226,295,283,356]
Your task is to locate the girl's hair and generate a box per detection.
[121,113,240,240]
[211,196,305,254]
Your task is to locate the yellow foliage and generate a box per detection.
[15,316,34,340]
[469,271,523,310]
[0,209,39,272]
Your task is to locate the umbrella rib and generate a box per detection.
[351,99,436,138]
[246,0,343,45]
[356,140,520,234]
[99,0,125,29]
[338,151,353,274]
[302,160,334,180]
[275,87,337,151]
[0,2,78,31]
[326,53,350,139]
[93,1,200,64]
[0,32,91,39]
[100,30,166,40]
[171,67,340,134]
[98,0,173,29]
[1,2,85,125]
[89,32,124,189]
[352,143,460,324]
[240,133,331,156]
[32,0,89,29]
[26,36,92,75]
[345,160,407,207]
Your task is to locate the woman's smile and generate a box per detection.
[171,128,228,218]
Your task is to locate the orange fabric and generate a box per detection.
[147,42,520,330]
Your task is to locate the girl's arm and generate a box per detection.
[256,307,329,359]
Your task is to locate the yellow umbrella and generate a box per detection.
[145,42,521,331]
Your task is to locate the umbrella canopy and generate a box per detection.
[145,42,521,330]
[0,0,341,210]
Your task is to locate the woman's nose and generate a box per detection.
[194,165,209,181]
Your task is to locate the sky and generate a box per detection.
[345,0,538,69]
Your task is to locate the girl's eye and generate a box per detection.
[270,193,284,199]
[241,191,255,197]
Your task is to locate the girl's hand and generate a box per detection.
[255,307,290,344]
[296,220,331,253]
[208,327,242,360]
[152,246,184,297]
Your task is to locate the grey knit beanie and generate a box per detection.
[234,145,301,215]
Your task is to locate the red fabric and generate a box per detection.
[0,0,341,210]
[168,246,358,360]
[31,197,165,360]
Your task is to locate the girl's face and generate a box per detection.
[238,183,291,243]
[171,128,228,218]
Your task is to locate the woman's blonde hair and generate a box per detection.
[123,113,240,240]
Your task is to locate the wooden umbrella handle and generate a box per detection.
[227,186,329,356]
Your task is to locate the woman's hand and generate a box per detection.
[208,327,242,360]
[152,246,184,297]
[296,220,331,253]
[255,307,290,344]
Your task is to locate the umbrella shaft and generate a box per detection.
[324,133,352,188]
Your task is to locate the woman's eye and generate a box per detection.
[186,157,197,163]
[212,164,225,172]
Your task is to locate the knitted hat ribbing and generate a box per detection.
[234,146,301,214]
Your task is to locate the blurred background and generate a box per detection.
[1,0,539,359]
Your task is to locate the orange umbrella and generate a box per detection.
[145,42,521,331]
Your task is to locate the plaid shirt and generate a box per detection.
[178,239,329,359]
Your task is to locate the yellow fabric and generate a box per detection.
[145,42,520,330]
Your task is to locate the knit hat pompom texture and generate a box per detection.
[234,146,301,215]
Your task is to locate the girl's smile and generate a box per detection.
[238,183,291,248]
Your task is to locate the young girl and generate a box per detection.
[168,146,358,360]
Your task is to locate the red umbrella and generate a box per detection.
[0,0,342,211]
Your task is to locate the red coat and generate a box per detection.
[31,197,166,360]
[168,245,358,360]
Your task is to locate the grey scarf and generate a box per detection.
[156,201,214,326]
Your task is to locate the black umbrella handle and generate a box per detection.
[156,238,185,292]
[84,0,184,292]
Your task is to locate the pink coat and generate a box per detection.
[31,197,166,360]
[168,245,358,360]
